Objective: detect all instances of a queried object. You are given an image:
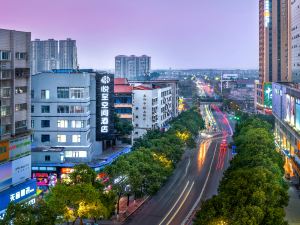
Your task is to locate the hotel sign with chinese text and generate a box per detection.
[96,73,114,140]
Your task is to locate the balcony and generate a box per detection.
[114,103,132,108]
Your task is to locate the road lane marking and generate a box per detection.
[181,143,219,225]
[158,181,190,225]
[165,181,195,225]
[185,158,191,176]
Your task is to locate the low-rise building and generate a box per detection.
[272,82,300,183]
[132,84,172,139]
[129,80,179,117]
[114,78,133,120]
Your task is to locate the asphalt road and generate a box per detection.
[124,105,233,225]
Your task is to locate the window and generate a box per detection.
[65,151,87,158]
[41,105,50,113]
[15,120,27,129]
[41,90,50,99]
[0,51,11,60]
[1,106,10,116]
[57,105,69,113]
[15,103,27,112]
[15,52,26,60]
[71,120,84,128]
[45,155,51,162]
[1,88,10,98]
[31,120,34,128]
[15,86,27,94]
[31,90,34,99]
[31,105,34,113]
[41,134,50,142]
[70,105,84,113]
[57,135,67,143]
[41,120,50,128]
[57,87,69,98]
[72,135,81,143]
[70,88,85,99]
[87,131,90,142]
[0,70,11,79]
[57,120,68,128]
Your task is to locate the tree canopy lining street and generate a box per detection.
[194,117,289,225]
[105,107,205,214]
[2,108,205,225]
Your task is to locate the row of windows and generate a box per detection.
[32,87,87,100]
[0,86,27,98]
[32,119,88,129]
[15,103,27,112]
[42,149,88,161]
[31,105,88,114]
[41,134,83,143]
[0,51,27,60]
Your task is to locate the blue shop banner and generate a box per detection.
[0,179,36,211]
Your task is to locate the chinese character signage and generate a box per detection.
[264,0,271,28]
[0,179,36,211]
[96,73,114,140]
[264,82,272,109]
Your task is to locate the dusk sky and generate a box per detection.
[2,0,258,70]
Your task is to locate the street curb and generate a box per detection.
[121,196,151,223]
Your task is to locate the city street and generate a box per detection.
[124,105,233,225]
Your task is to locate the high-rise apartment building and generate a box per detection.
[115,55,151,80]
[256,0,291,114]
[59,39,78,70]
[292,0,300,82]
[31,39,59,75]
[30,38,77,75]
[0,29,36,218]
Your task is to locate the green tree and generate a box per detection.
[2,200,56,225]
[69,164,97,185]
[46,183,106,225]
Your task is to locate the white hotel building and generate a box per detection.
[31,71,102,162]
[132,84,173,139]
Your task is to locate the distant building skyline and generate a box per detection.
[115,55,151,80]
[31,38,78,75]
[2,0,259,70]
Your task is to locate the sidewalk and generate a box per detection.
[116,196,149,222]
[285,181,300,225]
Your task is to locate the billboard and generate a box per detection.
[0,162,12,191]
[291,97,295,126]
[286,95,291,122]
[264,0,271,27]
[263,83,272,108]
[9,136,31,160]
[296,99,300,130]
[96,73,114,140]
[0,140,9,163]
[0,179,36,212]
[12,155,31,185]
[0,155,31,191]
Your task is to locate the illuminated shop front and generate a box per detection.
[273,83,300,182]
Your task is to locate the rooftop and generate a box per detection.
[114,78,129,85]
[114,85,133,93]
[32,146,64,153]
[133,85,153,90]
